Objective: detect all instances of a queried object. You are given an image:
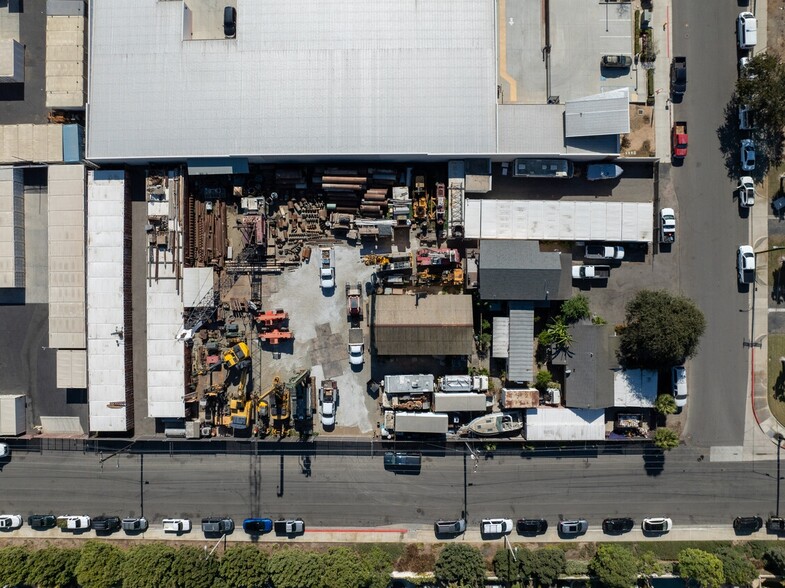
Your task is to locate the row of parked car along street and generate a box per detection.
[0,515,305,536]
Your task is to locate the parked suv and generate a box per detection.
[202,517,234,535]
[558,519,588,536]
[92,516,121,533]
[602,518,634,534]
[737,12,757,49]
[28,514,56,529]
[121,518,148,532]
[672,366,688,408]
[516,518,548,535]
[642,517,672,534]
[733,516,762,533]
[481,518,513,536]
[601,55,632,68]
[434,519,466,535]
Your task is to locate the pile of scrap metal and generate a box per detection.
[415,248,463,286]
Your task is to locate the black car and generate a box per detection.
[516,518,548,535]
[767,517,785,533]
[223,6,236,38]
[602,517,634,534]
[92,516,121,533]
[733,516,762,533]
[28,514,56,529]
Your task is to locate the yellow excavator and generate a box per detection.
[222,342,249,369]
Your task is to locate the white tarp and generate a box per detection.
[525,407,605,441]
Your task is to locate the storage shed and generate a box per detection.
[0,395,26,436]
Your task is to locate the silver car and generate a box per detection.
[558,519,588,536]
[740,139,756,172]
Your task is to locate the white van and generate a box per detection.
[737,12,757,49]
[672,366,688,408]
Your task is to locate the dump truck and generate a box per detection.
[348,327,364,366]
[274,519,304,535]
[345,282,363,319]
[671,121,688,158]
[319,246,335,290]
[572,265,610,279]
[670,57,687,96]
[660,208,676,244]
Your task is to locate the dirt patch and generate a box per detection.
[395,543,437,573]
[621,105,655,157]
[768,1,785,62]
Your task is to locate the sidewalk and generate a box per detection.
[651,0,672,164]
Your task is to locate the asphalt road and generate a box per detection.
[0,447,779,527]
[672,1,751,447]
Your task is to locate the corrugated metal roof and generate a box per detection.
[0,125,63,164]
[498,105,567,155]
[374,294,473,356]
[394,411,449,434]
[384,374,434,394]
[492,316,509,359]
[87,0,497,161]
[564,89,630,138]
[525,407,605,441]
[433,392,486,412]
[183,267,214,308]
[0,395,25,436]
[48,164,86,349]
[56,349,87,389]
[0,167,25,289]
[507,303,534,383]
[46,12,86,108]
[465,200,654,242]
[86,170,130,432]
[613,369,657,408]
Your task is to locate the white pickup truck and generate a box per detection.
[572,265,610,279]
[319,247,335,290]
[481,518,513,535]
[584,244,624,260]
[348,327,364,366]
[162,518,192,533]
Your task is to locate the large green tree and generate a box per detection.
[530,547,566,588]
[26,547,81,588]
[678,549,724,588]
[589,544,638,588]
[320,547,374,588]
[618,290,706,368]
[434,543,486,588]
[765,547,785,575]
[0,546,30,587]
[357,546,395,588]
[75,541,126,588]
[219,545,269,588]
[714,547,756,587]
[170,546,219,588]
[268,549,322,588]
[121,544,176,588]
[736,53,785,169]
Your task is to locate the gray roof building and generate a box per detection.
[555,323,619,410]
[565,89,631,138]
[373,294,473,356]
[478,240,572,301]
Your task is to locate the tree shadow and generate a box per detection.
[642,446,665,476]
[717,94,778,182]
[774,365,785,402]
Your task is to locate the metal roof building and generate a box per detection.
[613,369,657,408]
[564,89,630,138]
[507,302,535,384]
[0,167,24,289]
[525,407,605,441]
[86,170,133,432]
[373,294,474,356]
[86,0,498,163]
[465,200,654,243]
[557,324,618,410]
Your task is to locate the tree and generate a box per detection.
[434,543,486,588]
[535,370,553,391]
[75,541,126,588]
[736,53,785,168]
[0,546,30,587]
[26,547,81,588]
[539,318,574,350]
[654,394,677,415]
[653,427,680,450]
[589,545,638,588]
[219,546,269,588]
[560,294,591,323]
[357,546,395,588]
[320,547,375,588]
[678,549,724,588]
[618,290,706,368]
[637,551,665,577]
[121,544,176,588]
[714,547,756,586]
[268,549,322,588]
[493,547,521,585]
[530,547,566,588]
[764,547,785,575]
[170,546,219,588]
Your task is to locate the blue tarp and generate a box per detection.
[62,124,84,163]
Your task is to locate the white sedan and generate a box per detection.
[740,139,756,172]
[642,517,672,533]
[737,245,755,284]
[738,177,755,207]
[0,515,22,530]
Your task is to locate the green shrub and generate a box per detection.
[560,294,591,323]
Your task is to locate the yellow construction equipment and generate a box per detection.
[223,342,249,369]
[255,377,282,418]
[362,253,390,266]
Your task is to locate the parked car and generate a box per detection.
[202,517,234,535]
[739,176,756,208]
[737,245,756,284]
[121,518,148,532]
[92,516,121,533]
[672,366,688,408]
[558,519,588,536]
[434,519,466,535]
[767,516,785,533]
[733,516,763,533]
[0,515,22,530]
[162,518,191,533]
[0,443,9,458]
[383,452,421,471]
[584,244,624,260]
[481,518,513,536]
[739,56,756,78]
[57,515,91,530]
[602,518,634,534]
[601,55,632,68]
[642,517,672,533]
[243,518,273,534]
[274,519,305,535]
[737,11,757,49]
[223,6,236,38]
[28,514,56,529]
[517,518,548,535]
[739,105,754,130]
[740,139,756,172]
